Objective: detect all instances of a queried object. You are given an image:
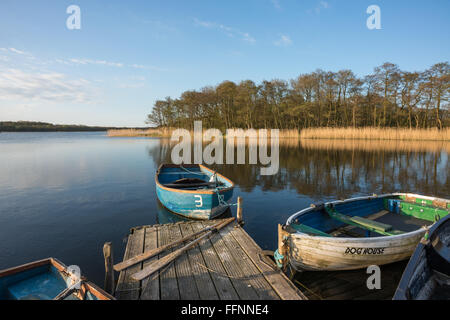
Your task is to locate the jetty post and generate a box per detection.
[103,242,115,295]
[237,196,243,224]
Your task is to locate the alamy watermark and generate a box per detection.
[367,5,381,30]
[170,121,280,175]
[66,265,82,289]
[366,265,381,289]
[66,5,81,30]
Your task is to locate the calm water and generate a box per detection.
[0,132,448,286]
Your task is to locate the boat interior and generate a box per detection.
[157,164,230,190]
[0,260,101,300]
[288,195,450,238]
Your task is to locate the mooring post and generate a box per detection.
[237,196,243,225]
[103,242,115,295]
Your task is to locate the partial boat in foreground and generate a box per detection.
[155,164,234,220]
[393,214,449,300]
[0,258,114,300]
[280,193,449,271]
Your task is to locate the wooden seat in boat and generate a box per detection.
[326,207,405,236]
[350,216,393,232]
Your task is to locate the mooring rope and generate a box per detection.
[179,164,205,176]
[294,279,324,300]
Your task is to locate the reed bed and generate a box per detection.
[107,127,176,137]
[108,127,449,141]
[299,127,450,141]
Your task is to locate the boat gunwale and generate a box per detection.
[285,193,449,243]
[0,257,66,278]
[155,163,235,195]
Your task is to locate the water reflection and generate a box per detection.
[147,139,449,201]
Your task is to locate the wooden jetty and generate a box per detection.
[113,218,305,300]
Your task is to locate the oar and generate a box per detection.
[114,217,235,272]
[131,217,235,281]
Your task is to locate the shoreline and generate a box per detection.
[107,127,450,141]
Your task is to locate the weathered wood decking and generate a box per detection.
[115,219,305,300]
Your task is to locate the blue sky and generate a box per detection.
[0,0,449,127]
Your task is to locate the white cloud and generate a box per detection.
[194,18,256,43]
[308,1,330,14]
[69,58,124,67]
[0,68,95,103]
[9,48,26,55]
[274,34,293,46]
[55,58,165,71]
[271,0,281,9]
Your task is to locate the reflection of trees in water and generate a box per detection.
[147,140,449,199]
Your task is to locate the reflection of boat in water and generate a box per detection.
[280,193,449,271]
[155,164,234,220]
[155,198,232,224]
[393,214,450,300]
[0,258,114,300]
[155,199,190,224]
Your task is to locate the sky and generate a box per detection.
[0,0,449,127]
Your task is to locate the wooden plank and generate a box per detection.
[140,226,160,300]
[114,220,230,272]
[327,209,404,236]
[199,221,260,300]
[115,227,145,300]
[179,222,220,300]
[169,223,201,300]
[159,224,180,300]
[132,219,235,281]
[330,210,390,236]
[229,226,305,300]
[215,222,280,300]
[190,222,240,300]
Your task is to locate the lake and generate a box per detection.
[0,132,448,292]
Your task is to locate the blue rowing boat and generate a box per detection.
[155,164,235,220]
[0,258,114,300]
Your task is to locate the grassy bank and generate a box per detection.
[108,127,449,141]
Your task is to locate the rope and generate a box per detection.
[178,165,238,208]
[294,279,324,300]
[274,249,285,269]
[179,164,205,176]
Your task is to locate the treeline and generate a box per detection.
[146,62,449,130]
[0,121,144,132]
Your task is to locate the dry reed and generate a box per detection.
[108,127,449,141]
[299,127,450,141]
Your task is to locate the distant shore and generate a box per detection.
[0,121,148,132]
[107,127,450,141]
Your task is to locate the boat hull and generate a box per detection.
[156,184,234,219]
[155,164,235,220]
[285,193,449,271]
[393,215,450,300]
[289,229,425,271]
